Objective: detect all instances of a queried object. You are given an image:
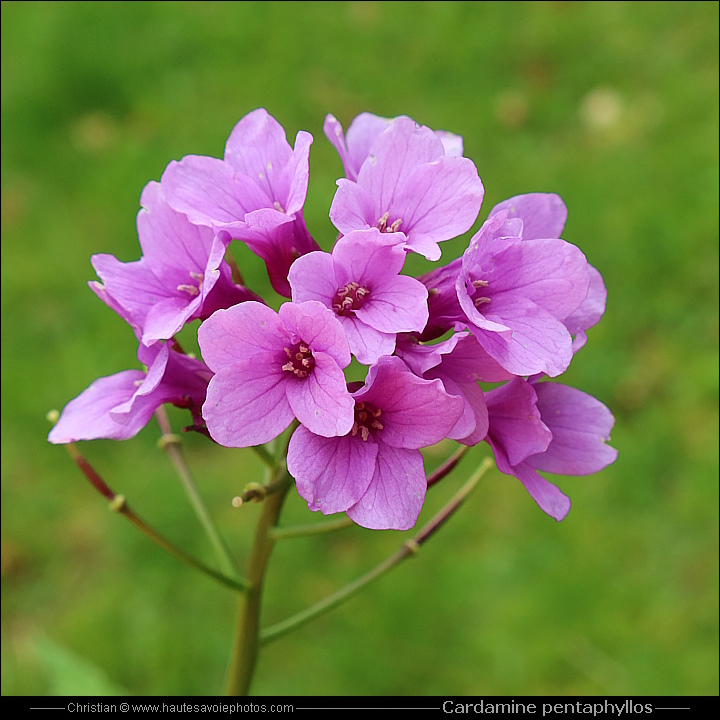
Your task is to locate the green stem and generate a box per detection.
[270,516,354,540]
[225,466,292,696]
[64,444,248,593]
[155,407,239,578]
[250,444,276,470]
[111,496,248,593]
[260,457,494,645]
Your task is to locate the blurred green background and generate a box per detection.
[2,0,718,697]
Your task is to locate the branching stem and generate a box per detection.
[225,466,292,696]
[270,516,355,540]
[64,444,249,593]
[259,457,494,645]
[155,407,239,577]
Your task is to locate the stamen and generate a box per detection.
[177,284,200,296]
[472,279,489,288]
[332,281,370,317]
[281,341,314,378]
[474,296,491,307]
[273,201,285,213]
[376,212,403,234]
[178,271,204,297]
[351,401,383,441]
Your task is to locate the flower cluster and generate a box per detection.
[49,109,617,530]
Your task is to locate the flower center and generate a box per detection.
[469,278,491,310]
[332,281,370,317]
[281,342,314,378]
[177,271,204,297]
[351,401,384,442]
[376,211,403,233]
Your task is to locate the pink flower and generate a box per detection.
[323,112,463,181]
[90,182,257,345]
[420,195,592,376]
[161,108,319,297]
[288,228,428,363]
[198,301,354,447]
[485,377,617,521]
[287,356,464,530]
[329,116,484,261]
[48,342,210,443]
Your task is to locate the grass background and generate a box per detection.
[1,0,718,697]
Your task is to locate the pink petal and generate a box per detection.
[564,264,607,336]
[142,295,201,346]
[238,214,319,298]
[278,301,351,368]
[391,154,484,259]
[288,425,377,514]
[356,356,463,450]
[197,302,286,373]
[489,193,568,240]
[355,274,428,334]
[288,250,338,305]
[490,438,572,522]
[488,238,590,321]
[485,378,552,467]
[469,295,574,377]
[435,130,464,156]
[48,370,150,443]
[435,332,514,383]
[338,315,396,365]
[346,444,426,530]
[527,382,618,476]
[161,155,270,227]
[285,352,355,438]
[329,179,377,235]
[202,359,293,447]
[137,181,219,276]
[356,117,443,211]
[282,130,313,216]
[331,228,407,287]
[344,113,396,179]
[224,108,293,201]
[323,114,354,179]
[429,372,488,446]
[90,254,171,332]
